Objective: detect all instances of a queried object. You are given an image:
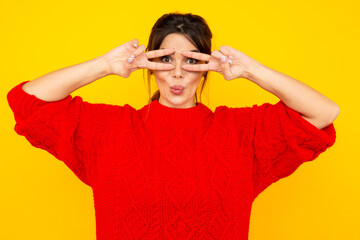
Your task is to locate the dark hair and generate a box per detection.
[143,12,213,107]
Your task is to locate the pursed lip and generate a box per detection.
[170,85,185,90]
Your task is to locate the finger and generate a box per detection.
[128,55,135,63]
[220,55,232,80]
[145,61,175,71]
[145,48,175,59]
[211,50,233,64]
[181,51,211,62]
[128,44,146,63]
[211,50,232,64]
[219,45,237,60]
[132,44,147,57]
[211,50,232,78]
[181,64,210,72]
[211,50,224,60]
[219,45,233,56]
[129,38,139,48]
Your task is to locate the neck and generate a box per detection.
[158,96,196,109]
[139,99,212,125]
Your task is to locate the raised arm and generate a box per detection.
[243,61,340,129]
[181,46,340,130]
[22,38,176,102]
[7,39,178,186]
[22,55,110,102]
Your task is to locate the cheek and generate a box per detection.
[153,72,169,88]
[188,71,203,82]
[155,72,167,81]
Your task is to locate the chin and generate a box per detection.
[162,95,190,108]
[169,98,186,106]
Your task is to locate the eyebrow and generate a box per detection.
[160,48,200,55]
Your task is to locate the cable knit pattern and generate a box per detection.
[7,80,336,239]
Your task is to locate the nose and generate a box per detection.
[172,61,184,79]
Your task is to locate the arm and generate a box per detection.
[22,55,110,102]
[180,47,340,130]
[243,61,340,130]
[6,56,110,186]
[22,38,176,102]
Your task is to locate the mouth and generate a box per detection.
[170,85,185,95]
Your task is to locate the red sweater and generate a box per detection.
[7,81,336,239]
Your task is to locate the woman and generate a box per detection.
[7,12,339,239]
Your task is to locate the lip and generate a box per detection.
[170,85,184,95]
[170,85,185,90]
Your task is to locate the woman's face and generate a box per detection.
[152,33,205,109]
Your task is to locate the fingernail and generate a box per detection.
[228,55,233,59]
[228,59,233,64]
[134,43,138,48]
[128,55,135,63]
[221,56,226,63]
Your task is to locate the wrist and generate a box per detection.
[242,60,278,95]
[94,55,112,77]
[243,60,264,82]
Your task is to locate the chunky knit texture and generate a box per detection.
[7,80,336,239]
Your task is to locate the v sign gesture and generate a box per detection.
[181,45,255,81]
[103,39,175,78]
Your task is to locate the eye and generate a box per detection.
[161,56,172,63]
[186,58,198,64]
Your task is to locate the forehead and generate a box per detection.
[159,33,198,51]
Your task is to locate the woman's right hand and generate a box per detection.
[102,39,175,78]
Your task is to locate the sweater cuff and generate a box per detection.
[277,100,336,152]
[6,81,72,122]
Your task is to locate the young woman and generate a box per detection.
[7,12,339,240]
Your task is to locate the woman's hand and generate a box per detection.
[102,39,175,78]
[181,45,256,81]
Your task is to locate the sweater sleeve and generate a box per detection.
[249,100,336,199]
[7,81,123,187]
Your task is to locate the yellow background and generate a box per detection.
[1,0,358,239]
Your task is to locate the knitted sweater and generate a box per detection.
[7,80,336,240]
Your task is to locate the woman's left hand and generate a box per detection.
[181,45,256,81]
